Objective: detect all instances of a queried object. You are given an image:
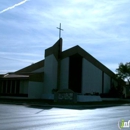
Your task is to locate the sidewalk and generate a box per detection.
[0,99,129,109]
[29,102,130,109]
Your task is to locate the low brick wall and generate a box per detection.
[77,95,102,102]
[42,94,54,100]
[102,98,120,101]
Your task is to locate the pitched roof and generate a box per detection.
[61,45,116,79]
[15,60,44,74]
[4,38,116,80]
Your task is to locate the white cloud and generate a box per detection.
[0,0,130,73]
[0,52,42,57]
[0,0,28,14]
[0,56,34,63]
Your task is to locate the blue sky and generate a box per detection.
[0,0,130,74]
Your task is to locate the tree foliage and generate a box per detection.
[116,62,130,84]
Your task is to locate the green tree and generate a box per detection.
[116,62,130,84]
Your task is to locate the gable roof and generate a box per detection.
[7,38,116,80]
[14,44,116,79]
[61,45,116,79]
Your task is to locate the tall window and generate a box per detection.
[0,80,21,96]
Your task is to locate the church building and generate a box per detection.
[0,38,118,101]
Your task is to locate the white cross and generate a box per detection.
[57,23,63,39]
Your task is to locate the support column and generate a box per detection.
[102,71,104,93]
[5,80,8,94]
[10,80,12,94]
[14,80,16,94]
[1,80,3,93]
